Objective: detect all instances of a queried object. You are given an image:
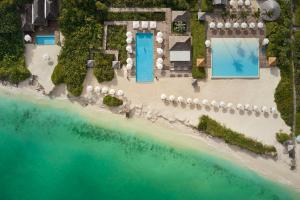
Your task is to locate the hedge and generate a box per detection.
[198,115,277,156]
[276,131,291,144]
[103,95,123,107]
[93,53,115,83]
[106,12,165,21]
[107,25,127,64]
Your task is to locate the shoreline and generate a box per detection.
[0,84,300,192]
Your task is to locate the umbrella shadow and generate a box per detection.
[239,110,245,115]
[273,113,278,119]
[263,112,269,118]
[255,112,260,117]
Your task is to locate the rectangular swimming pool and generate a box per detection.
[136,33,154,82]
[35,35,55,45]
[211,38,259,78]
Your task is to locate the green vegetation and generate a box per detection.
[201,0,213,12]
[107,26,126,64]
[294,30,300,136]
[296,113,300,136]
[265,0,293,127]
[93,53,115,83]
[0,1,31,84]
[198,116,277,156]
[190,12,206,79]
[294,0,300,26]
[276,131,291,144]
[107,12,165,21]
[172,21,187,33]
[103,95,123,107]
[192,67,206,79]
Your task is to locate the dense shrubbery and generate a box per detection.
[294,30,300,136]
[107,12,165,21]
[190,13,206,79]
[107,26,127,64]
[103,95,123,107]
[201,0,213,12]
[93,54,115,83]
[172,21,187,33]
[198,116,277,156]
[0,1,31,84]
[294,0,300,26]
[265,0,293,127]
[276,131,291,144]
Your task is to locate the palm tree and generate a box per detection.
[221,9,230,21]
[253,8,261,21]
[262,9,273,19]
[239,10,249,20]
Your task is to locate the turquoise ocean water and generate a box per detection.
[0,93,298,200]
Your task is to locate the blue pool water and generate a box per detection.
[211,38,259,78]
[35,35,55,45]
[136,33,154,82]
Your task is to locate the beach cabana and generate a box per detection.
[133,21,140,29]
[101,87,108,94]
[177,96,185,104]
[257,22,264,29]
[186,98,193,104]
[205,40,211,48]
[141,21,149,29]
[238,0,243,6]
[262,38,269,46]
[126,37,133,44]
[157,48,163,55]
[24,34,32,42]
[150,21,157,29]
[241,22,248,29]
[109,89,115,95]
[249,22,256,29]
[245,0,251,6]
[219,101,226,108]
[169,95,175,102]
[156,63,163,70]
[217,22,223,29]
[233,22,240,28]
[209,22,216,29]
[193,98,200,105]
[117,90,124,97]
[94,86,101,94]
[126,31,133,38]
[261,106,268,113]
[211,100,218,107]
[161,94,167,100]
[86,85,93,93]
[225,22,231,29]
[126,45,132,53]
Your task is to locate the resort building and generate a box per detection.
[169,36,192,71]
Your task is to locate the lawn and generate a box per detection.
[106,25,127,65]
[190,12,206,78]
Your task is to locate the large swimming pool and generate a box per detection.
[136,33,154,82]
[35,35,55,45]
[211,38,259,78]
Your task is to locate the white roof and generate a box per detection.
[170,51,190,62]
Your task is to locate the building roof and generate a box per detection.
[197,58,205,67]
[21,4,34,32]
[170,51,191,62]
[260,0,281,21]
[32,0,47,26]
[169,36,191,63]
[45,0,59,20]
[213,0,228,5]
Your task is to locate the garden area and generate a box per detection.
[93,53,115,83]
[294,0,300,26]
[265,0,293,127]
[190,12,206,79]
[293,30,300,136]
[198,116,277,156]
[0,0,31,84]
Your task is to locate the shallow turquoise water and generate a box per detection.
[0,94,297,200]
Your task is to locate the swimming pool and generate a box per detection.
[211,38,259,78]
[136,33,154,82]
[35,35,55,45]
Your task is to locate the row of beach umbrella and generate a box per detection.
[133,21,157,29]
[230,0,251,7]
[156,32,164,44]
[160,94,277,114]
[209,22,264,30]
[86,85,124,97]
[205,38,269,48]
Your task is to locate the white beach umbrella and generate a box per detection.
[157,58,163,64]
[257,22,264,29]
[270,107,277,113]
[117,90,124,97]
[193,98,200,105]
[24,34,32,42]
[86,85,93,93]
[133,21,140,29]
[225,22,231,29]
[245,0,251,6]
[177,96,185,103]
[245,104,251,110]
[157,32,163,38]
[205,40,211,48]
[42,53,50,61]
[126,31,133,38]
[156,37,163,44]
[238,0,243,6]
[101,87,108,94]
[219,101,226,108]
[94,86,101,94]
[253,105,259,112]
[150,21,157,29]
[126,45,132,53]
[237,104,244,110]
[186,98,193,104]
[157,48,163,55]
[126,58,133,64]
[241,22,248,29]
[211,100,218,107]
[156,63,163,70]
[126,63,133,70]
[261,106,268,113]
[169,95,175,102]
[233,22,240,28]
[209,22,216,29]
[202,99,209,105]
[161,94,167,100]
[126,37,133,44]
[109,89,116,95]
[229,0,235,7]
[141,21,149,29]
[217,22,223,29]
[262,38,269,46]
[227,102,233,109]
[249,22,256,29]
